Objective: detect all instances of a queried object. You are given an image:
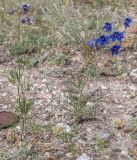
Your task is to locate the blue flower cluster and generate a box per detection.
[21,3,30,24]
[21,15,31,24]
[87,17,132,56]
[9,3,31,25]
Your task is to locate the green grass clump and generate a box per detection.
[10,31,51,55]
[95,137,108,151]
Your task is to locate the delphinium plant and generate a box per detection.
[40,0,101,122]
[7,2,35,55]
[71,17,133,123]
[37,0,134,122]
[41,0,133,122]
[7,2,51,57]
[6,3,33,141]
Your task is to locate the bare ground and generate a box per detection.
[0,40,137,160]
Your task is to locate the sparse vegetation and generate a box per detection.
[95,137,108,151]
[7,55,33,140]
[0,0,137,159]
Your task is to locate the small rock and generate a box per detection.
[2,105,8,109]
[0,111,19,129]
[129,85,136,91]
[56,123,71,133]
[65,153,73,159]
[76,153,92,160]
[130,69,137,82]
[118,105,124,109]
[86,102,94,107]
[98,131,111,140]
[122,73,128,77]
[16,125,21,131]
[100,85,107,90]
[1,93,7,97]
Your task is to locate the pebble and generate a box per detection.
[122,73,128,77]
[86,102,94,107]
[56,123,71,133]
[65,152,73,159]
[100,85,107,90]
[2,105,8,109]
[98,131,111,140]
[16,125,21,131]
[129,85,136,91]
[130,68,137,82]
[76,153,92,160]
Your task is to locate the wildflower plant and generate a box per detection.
[87,17,133,56]
[1,2,34,141]
[7,56,33,141]
[70,16,133,122]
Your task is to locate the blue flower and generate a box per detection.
[22,3,30,12]
[86,38,96,48]
[124,17,132,28]
[110,31,124,42]
[21,16,31,24]
[110,44,121,56]
[103,22,112,32]
[95,35,109,47]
